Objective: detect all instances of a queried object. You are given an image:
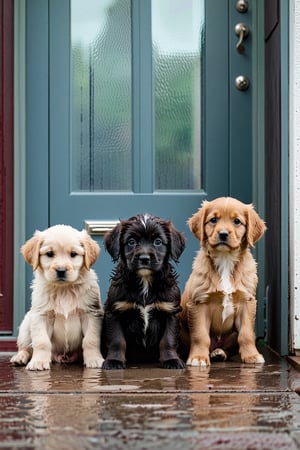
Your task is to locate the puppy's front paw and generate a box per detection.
[210,348,227,362]
[26,359,51,371]
[85,356,104,369]
[102,359,125,370]
[242,353,265,364]
[186,354,210,367]
[10,350,31,366]
[162,358,185,369]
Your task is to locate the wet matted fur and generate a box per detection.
[11,225,104,370]
[101,213,186,370]
[180,197,266,367]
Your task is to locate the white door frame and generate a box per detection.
[289,0,300,353]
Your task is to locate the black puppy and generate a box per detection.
[101,213,186,370]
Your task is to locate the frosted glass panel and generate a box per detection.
[152,0,204,191]
[71,0,132,191]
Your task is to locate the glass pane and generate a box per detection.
[152,0,204,191]
[71,0,132,192]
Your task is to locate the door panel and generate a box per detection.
[27,0,253,299]
[49,0,231,296]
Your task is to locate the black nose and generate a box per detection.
[139,254,151,265]
[56,268,67,280]
[219,231,229,242]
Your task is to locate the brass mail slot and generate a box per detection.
[84,220,119,236]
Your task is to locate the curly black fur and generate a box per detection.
[101,214,186,370]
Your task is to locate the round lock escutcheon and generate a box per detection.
[236,0,248,13]
[235,75,250,91]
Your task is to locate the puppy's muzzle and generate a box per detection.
[134,251,156,272]
[138,254,151,266]
[56,268,67,281]
[218,230,229,243]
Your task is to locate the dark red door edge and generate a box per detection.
[0,0,14,340]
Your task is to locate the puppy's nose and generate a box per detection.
[56,268,67,280]
[219,231,229,242]
[139,254,151,265]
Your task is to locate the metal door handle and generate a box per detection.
[235,23,249,54]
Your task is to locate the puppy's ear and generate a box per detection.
[80,230,100,269]
[21,231,43,271]
[245,205,267,247]
[188,200,209,245]
[167,222,186,262]
[104,223,122,262]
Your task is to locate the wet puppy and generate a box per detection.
[180,197,266,366]
[101,213,186,370]
[11,225,104,370]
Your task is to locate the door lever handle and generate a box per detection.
[235,23,249,54]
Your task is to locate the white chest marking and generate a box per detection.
[136,304,153,334]
[217,257,235,323]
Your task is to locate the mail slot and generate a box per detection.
[84,220,119,236]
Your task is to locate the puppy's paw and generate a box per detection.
[186,354,210,367]
[242,353,265,364]
[162,358,185,369]
[102,359,125,370]
[26,359,51,371]
[210,348,227,362]
[10,350,31,366]
[85,356,104,369]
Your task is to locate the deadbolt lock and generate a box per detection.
[235,75,250,91]
[236,0,248,13]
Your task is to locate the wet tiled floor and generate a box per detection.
[1,344,300,449]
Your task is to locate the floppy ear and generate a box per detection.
[188,200,209,246]
[245,204,267,247]
[21,231,43,271]
[80,230,100,269]
[165,222,186,262]
[103,222,122,262]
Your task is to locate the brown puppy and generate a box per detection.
[180,197,266,367]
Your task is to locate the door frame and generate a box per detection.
[7,0,269,346]
[264,0,289,356]
[251,0,266,338]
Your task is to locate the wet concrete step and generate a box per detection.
[1,345,300,449]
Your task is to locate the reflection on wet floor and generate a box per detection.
[1,345,300,449]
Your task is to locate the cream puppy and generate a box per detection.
[11,225,104,370]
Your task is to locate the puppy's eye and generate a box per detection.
[127,238,136,247]
[70,251,77,258]
[46,251,54,258]
[153,238,162,247]
[233,218,241,225]
[210,217,218,224]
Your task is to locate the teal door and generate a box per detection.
[26,0,254,304]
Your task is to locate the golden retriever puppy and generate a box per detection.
[11,225,104,370]
[180,197,266,367]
